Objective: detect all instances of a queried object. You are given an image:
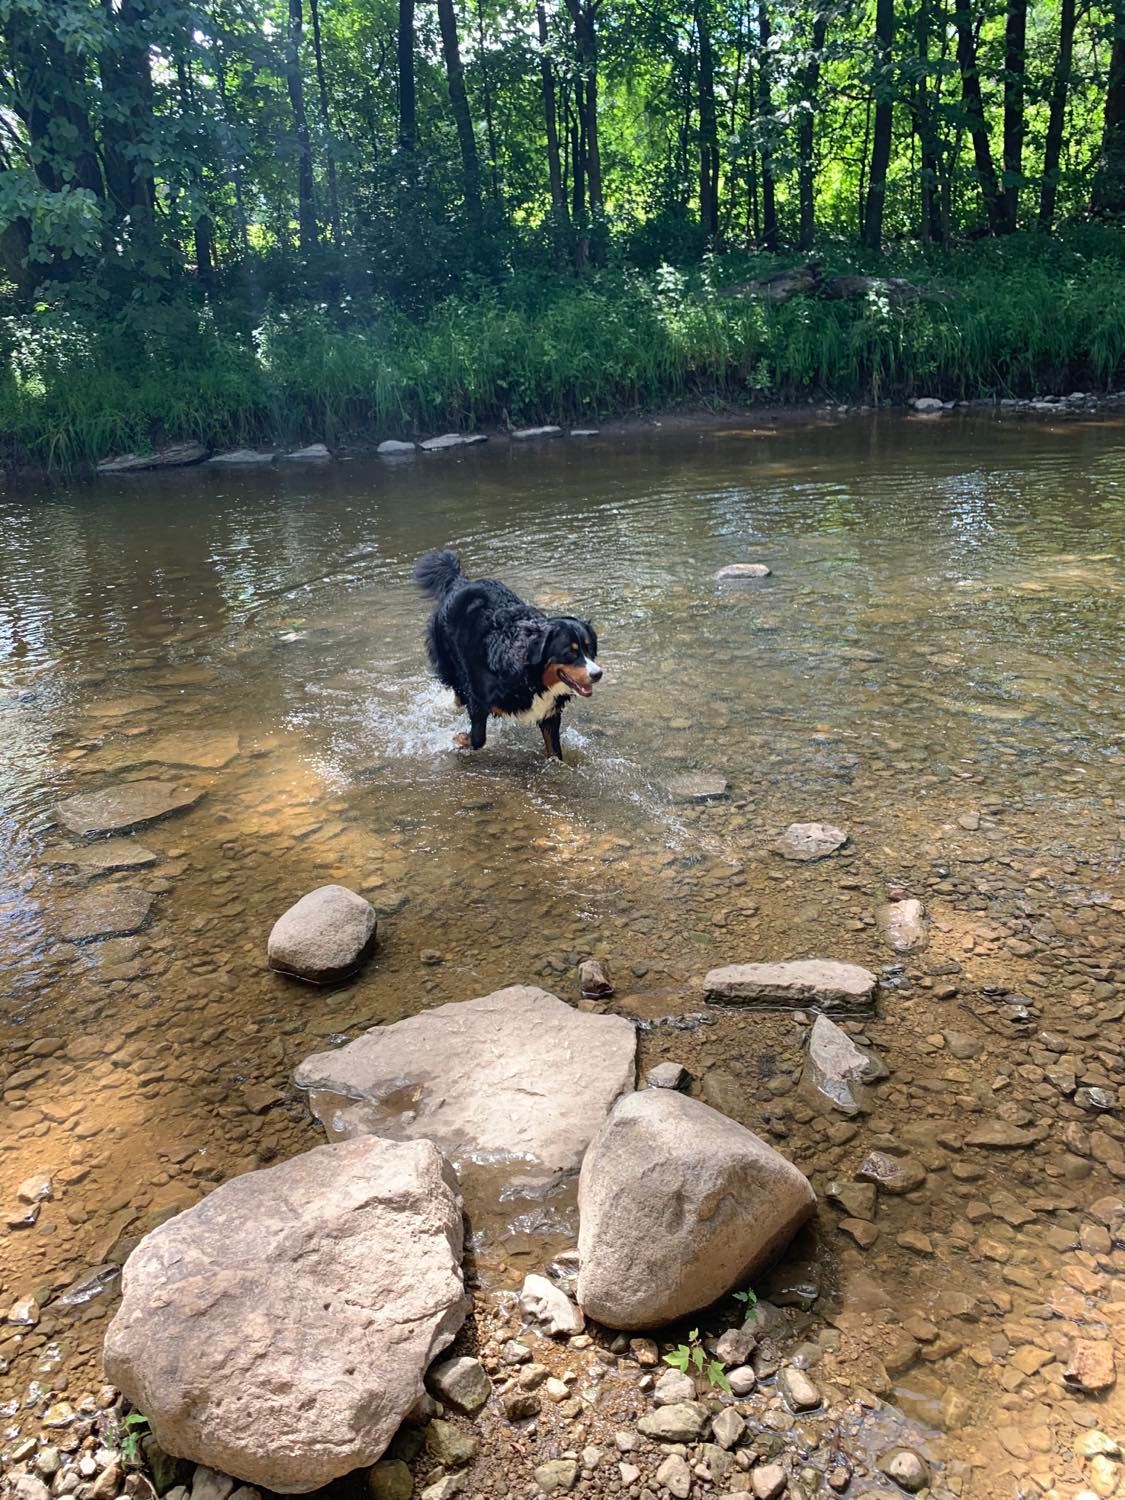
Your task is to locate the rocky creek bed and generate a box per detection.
[1,414,1124,1500]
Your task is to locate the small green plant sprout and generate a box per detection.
[733,1285,758,1311]
[663,1330,731,1393]
[120,1411,150,1467]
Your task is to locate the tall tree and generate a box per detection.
[862,0,895,248]
[1037,0,1076,227]
[999,0,1027,230]
[797,0,830,248]
[536,0,568,251]
[756,0,778,247]
[397,0,416,153]
[308,0,342,245]
[911,0,946,241]
[285,0,319,252]
[563,0,604,260]
[437,0,483,220]
[952,0,1005,231]
[1091,6,1125,215]
[697,0,720,238]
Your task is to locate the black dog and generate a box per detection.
[413,548,602,760]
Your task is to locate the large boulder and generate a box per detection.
[295,986,636,1195]
[103,1138,469,1493]
[705,959,877,1012]
[267,885,378,984]
[576,1091,815,1328]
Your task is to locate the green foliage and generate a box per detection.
[733,1285,758,1311]
[2,230,1120,469]
[119,1412,150,1468]
[663,1329,732,1393]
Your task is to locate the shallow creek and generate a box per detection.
[1,411,1124,1498]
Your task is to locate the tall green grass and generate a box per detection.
[3,229,1123,470]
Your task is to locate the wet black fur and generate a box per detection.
[413,548,598,758]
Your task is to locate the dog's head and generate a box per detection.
[531,617,602,698]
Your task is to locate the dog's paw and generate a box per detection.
[452,731,472,750]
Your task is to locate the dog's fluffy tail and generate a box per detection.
[413,548,463,598]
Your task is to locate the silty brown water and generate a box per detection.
[1,412,1123,1497]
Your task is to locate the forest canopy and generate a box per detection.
[1,0,1123,302]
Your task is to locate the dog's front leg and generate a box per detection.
[539,713,564,761]
[469,706,489,750]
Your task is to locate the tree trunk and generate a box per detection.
[475,0,501,199]
[862,0,895,249]
[757,0,778,248]
[565,0,603,259]
[952,0,1005,232]
[1037,0,1076,228]
[1092,19,1125,216]
[99,0,155,226]
[397,0,417,153]
[797,2,829,248]
[537,1,568,252]
[999,0,1027,231]
[176,56,215,282]
[309,0,343,245]
[213,39,251,257]
[913,0,944,240]
[5,13,103,200]
[286,0,319,252]
[437,0,483,220]
[697,0,720,239]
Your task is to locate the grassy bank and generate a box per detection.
[3,230,1124,472]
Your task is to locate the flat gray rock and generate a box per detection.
[207,449,278,465]
[55,889,155,943]
[715,563,771,581]
[377,440,416,455]
[512,426,562,440]
[282,444,331,460]
[268,885,378,984]
[56,780,204,837]
[420,433,488,451]
[295,985,636,1191]
[103,1137,468,1492]
[84,693,161,718]
[667,774,729,803]
[705,959,878,1012]
[801,1014,884,1115]
[876,898,927,952]
[774,821,848,861]
[97,443,207,474]
[577,1091,815,1328]
[42,840,158,872]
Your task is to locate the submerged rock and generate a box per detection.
[140,733,241,770]
[774,821,848,861]
[579,958,614,998]
[42,839,158,872]
[103,1137,469,1492]
[55,889,155,943]
[267,884,378,984]
[97,443,208,474]
[576,1090,815,1328]
[667,773,729,803]
[705,959,878,1012]
[295,985,636,1187]
[56,780,203,837]
[802,1014,884,1115]
[876,898,928,952]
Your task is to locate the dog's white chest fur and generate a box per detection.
[509,681,572,725]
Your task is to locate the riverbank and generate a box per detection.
[3,230,1124,473]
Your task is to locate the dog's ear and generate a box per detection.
[512,618,552,671]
